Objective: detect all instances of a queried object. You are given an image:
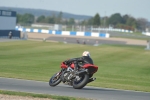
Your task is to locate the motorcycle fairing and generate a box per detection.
[82,64,98,74]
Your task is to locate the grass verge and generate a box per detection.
[0,40,150,92]
[0,90,89,100]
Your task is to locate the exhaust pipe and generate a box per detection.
[76,69,88,76]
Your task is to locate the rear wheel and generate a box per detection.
[49,73,61,87]
[72,73,89,89]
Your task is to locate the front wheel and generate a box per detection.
[72,73,89,89]
[49,73,61,87]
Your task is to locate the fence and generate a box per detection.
[16,27,110,38]
[24,24,133,33]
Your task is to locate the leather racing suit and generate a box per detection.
[64,56,94,77]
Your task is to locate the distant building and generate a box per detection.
[0,9,20,38]
[0,9,16,30]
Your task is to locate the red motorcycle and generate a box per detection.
[49,61,98,89]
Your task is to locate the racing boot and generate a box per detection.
[88,77,96,83]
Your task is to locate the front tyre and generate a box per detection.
[49,73,61,87]
[72,73,89,89]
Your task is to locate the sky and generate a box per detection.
[0,0,150,21]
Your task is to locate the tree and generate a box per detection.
[58,11,63,23]
[36,15,45,23]
[21,13,35,24]
[45,16,55,24]
[55,11,63,24]
[93,13,101,26]
[68,18,75,25]
[136,18,148,31]
[81,20,88,26]
[16,14,22,23]
[122,14,130,24]
[108,13,123,26]
[101,16,109,27]
[87,18,93,26]
[126,17,137,30]
[16,13,34,25]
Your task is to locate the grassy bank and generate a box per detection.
[0,90,88,100]
[0,40,150,92]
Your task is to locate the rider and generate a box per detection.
[64,51,95,82]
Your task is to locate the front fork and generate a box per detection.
[55,69,63,78]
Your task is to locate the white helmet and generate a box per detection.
[82,51,90,57]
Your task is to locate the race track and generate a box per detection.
[46,36,127,45]
[28,34,147,46]
[0,77,150,100]
[0,35,149,100]
[0,33,147,46]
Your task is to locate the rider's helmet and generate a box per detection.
[82,51,90,57]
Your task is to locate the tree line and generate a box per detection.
[17,12,149,31]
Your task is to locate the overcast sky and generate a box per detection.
[0,0,150,21]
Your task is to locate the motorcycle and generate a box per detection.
[49,61,98,89]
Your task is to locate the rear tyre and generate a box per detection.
[72,73,89,89]
[49,73,61,87]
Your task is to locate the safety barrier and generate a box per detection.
[0,30,21,38]
[16,28,110,38]
[92,28,133,33]
[142,32,150,36]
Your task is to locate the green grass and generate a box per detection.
[0,40,150,92]
[0,90,88,100]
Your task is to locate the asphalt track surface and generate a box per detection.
[32,35,147,46]
[0,35,147,46]
[1,37,126,46]
[0,38,21,42]
[0,77,150,100]
[46,36,127,45]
